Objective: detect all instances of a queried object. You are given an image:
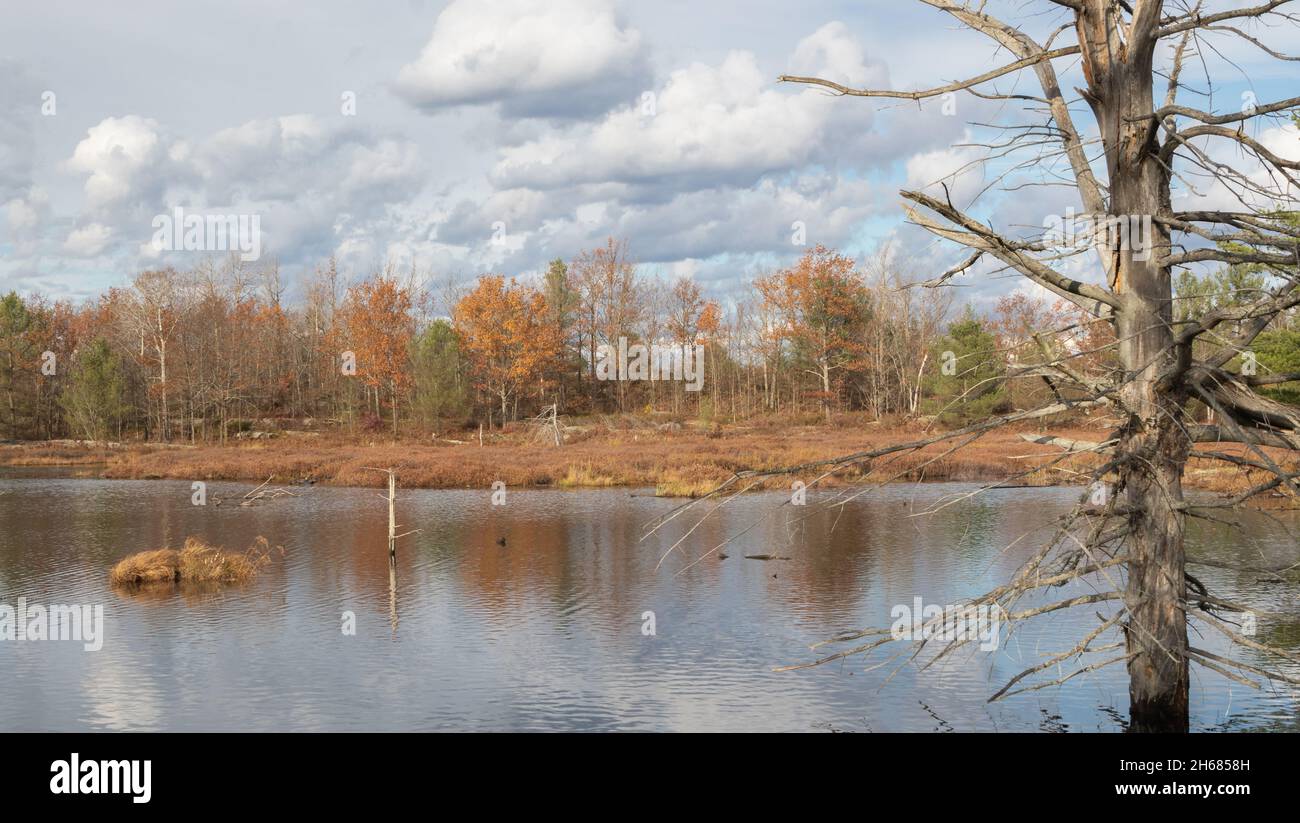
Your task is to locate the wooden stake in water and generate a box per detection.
[387,470,396,560]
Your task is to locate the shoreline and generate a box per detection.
[1,422,1289,499]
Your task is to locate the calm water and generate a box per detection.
[1,472,1297,732]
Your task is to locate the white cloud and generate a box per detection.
[63,223,112,257]
[430,23,976,278]
[396,0,649,118]
[56,113,427,270]
[1260,122,1300,169]
[491,39,882,193]
[788,21,883,89]
[904,137,988,208]
[434,170,886,279]
[1175,121,1300,214]
[66,116,167,209]
[19,3,1291,309]
[339,139,423,197]
[5,186,48,236]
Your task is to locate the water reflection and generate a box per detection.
[389,558,399,637]
[0,473,1296,731]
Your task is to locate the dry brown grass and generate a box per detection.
[110,536,273,588]
[558,463,618,488]
[80,419,1082,492]
[108,548,182,587]
[654,470,721,498]
[9,413,1295,501]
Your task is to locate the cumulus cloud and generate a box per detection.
[436,187,550,247]
[582,173,885,262]
[396,0,650,119]
[434,170,887,282]
[414,22,997,284]
[192,116,423,212]
[1176,121,1300,214]
[63,222,112,257]
[5,187,48,235]
[1121,120,1300,284]
[57,113,426,269]
[1259,121,1300,162]
[490,25,889,194]
[65,115,171,210]
[787,21,884,89]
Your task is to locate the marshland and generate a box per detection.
[0,268,1298,731]
[3,0,1300,735]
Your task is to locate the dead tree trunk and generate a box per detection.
[1079,2,1190,732]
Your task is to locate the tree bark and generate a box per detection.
[1118,412,1191,732]
[1083,3,1190,732]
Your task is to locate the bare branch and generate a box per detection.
[778,47,1081,100]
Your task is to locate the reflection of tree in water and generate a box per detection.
[389,558,398,636]
[1184,510,1300,659]
[933,496,998,563]
[1260,618,1300,651]
[760,500,878,633]
[453,506,651,631]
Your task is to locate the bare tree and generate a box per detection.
[119,268,186,442]
[572,237,643,411]
[652,0,1300,733]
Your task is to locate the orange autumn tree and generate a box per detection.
[338,273,415,436]
[756,245,871,421]
[697,301,721,341]
[453,275,562,425]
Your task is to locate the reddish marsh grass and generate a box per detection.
[8,415,1293,502]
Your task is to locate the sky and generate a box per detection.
[1,0,1297,308]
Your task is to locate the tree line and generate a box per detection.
[1,239,1295,442]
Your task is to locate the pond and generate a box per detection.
[1,473,1296,731]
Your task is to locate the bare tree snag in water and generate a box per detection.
[652,0,1300,733]
[362,467,421,561]
[362,467,420,635]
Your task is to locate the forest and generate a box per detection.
[2,236,1296,444]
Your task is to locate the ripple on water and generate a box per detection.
[0,477,1296,731]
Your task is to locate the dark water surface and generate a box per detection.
[1,473,1297,731]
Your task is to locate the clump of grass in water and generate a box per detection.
[110,536,274,588]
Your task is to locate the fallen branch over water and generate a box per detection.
[237,476,298,507]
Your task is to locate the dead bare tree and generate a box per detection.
[654,0,1300,733]
[526,403,564,446]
